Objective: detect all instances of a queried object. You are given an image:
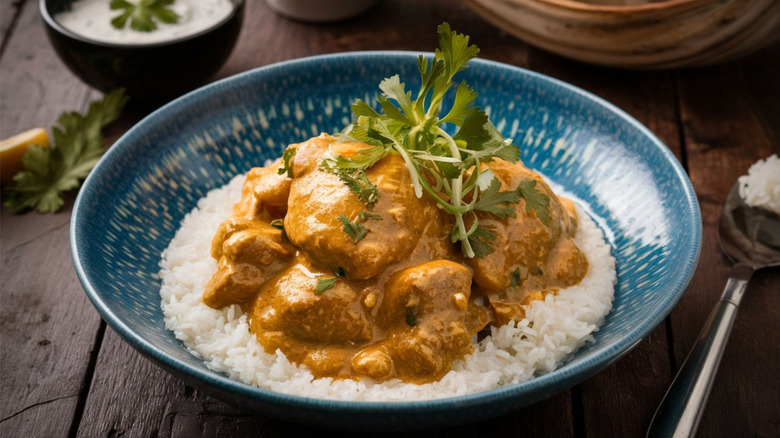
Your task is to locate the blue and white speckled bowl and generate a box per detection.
[71,52,701,430]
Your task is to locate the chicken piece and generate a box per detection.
[358,260,488,382]
[466,159,586,291]
[232,160,291,221]
[202,219,295,308]
[466,158,588,324]
[283,136,443,280]
[249,261,373,345]
[351,345,395,380]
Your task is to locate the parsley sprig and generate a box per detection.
[110,0,180,32]
[4,89,128,214]
[319,23,551,258]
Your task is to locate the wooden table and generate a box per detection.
[1,1,778,436]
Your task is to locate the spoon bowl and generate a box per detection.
[719,182,780,268]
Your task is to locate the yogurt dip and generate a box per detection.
[55,0,234,45]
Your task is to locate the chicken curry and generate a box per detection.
[202,134,588,384]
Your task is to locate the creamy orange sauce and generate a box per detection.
[202,135,588,383]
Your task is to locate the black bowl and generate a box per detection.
[41,0,244,102]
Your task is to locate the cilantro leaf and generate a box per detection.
[339,212,382,243]
[320,144,385,210]
[110,0,179,32]
[439,82,478,125]
[315,277,338,295]
[517,179,552,225]
[4,89,128,214]
[472,177,520,218]
[453,110,519,163]
[511,267,521,287]
[315,267,345,295]
[435,22,480,81]
[379,75,415,118]
[277,147,297,178]
[342,171,380,209]
[466,224,498,258]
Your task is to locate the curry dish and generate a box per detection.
[202,134,589,384]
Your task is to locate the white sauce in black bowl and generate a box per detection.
[55,0,233,45]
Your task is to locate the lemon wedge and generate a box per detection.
[1,128,49,183]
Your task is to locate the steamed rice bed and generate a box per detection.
[159,174,617,401]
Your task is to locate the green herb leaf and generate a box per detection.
[517,179,552,225]
[406,308,418,327]
[346,172,379,208]
[378,75,414,117]
[339,211,382,243]
[4,89,129,214]
[110,0,180,32]
[270,219,284,230]
[315,277,338,295]
[315,267,345,295]
[472,177,520,218]
[439,82,478,125]
[511,267,521,287]
[278,147,297,178]
[466,225,498,258]
[320,148,383,210]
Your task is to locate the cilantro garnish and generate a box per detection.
[110,0,180,32]
[406,308,418,327]
[318,23,551,258]
[315,277,337,295]
[341,170,379,210]
[517,179,552,225]
[339,212,382,243]
[315,267,345,295]
[511,267,521,287]
[4,89,128,214]
[277,147,297,178]
[320,150,381,210]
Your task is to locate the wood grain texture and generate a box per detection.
[0,205,102,437]
[672,43,780,437]
[0,2,104,437]
[0,0,95,139]
[0,0,24,54]
[215,0,525,76]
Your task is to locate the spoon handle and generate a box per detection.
[647,265,753,438]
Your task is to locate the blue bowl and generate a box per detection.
[71,52,701,430]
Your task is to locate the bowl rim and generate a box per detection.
[514,0,705,14]
[70,50,702,417]
[40,0,245,48]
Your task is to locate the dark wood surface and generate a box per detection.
[1,1,778,436]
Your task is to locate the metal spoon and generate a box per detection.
[647,180,780,437]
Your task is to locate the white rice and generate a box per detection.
[738,154,780,215]
[159,175,617,401]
